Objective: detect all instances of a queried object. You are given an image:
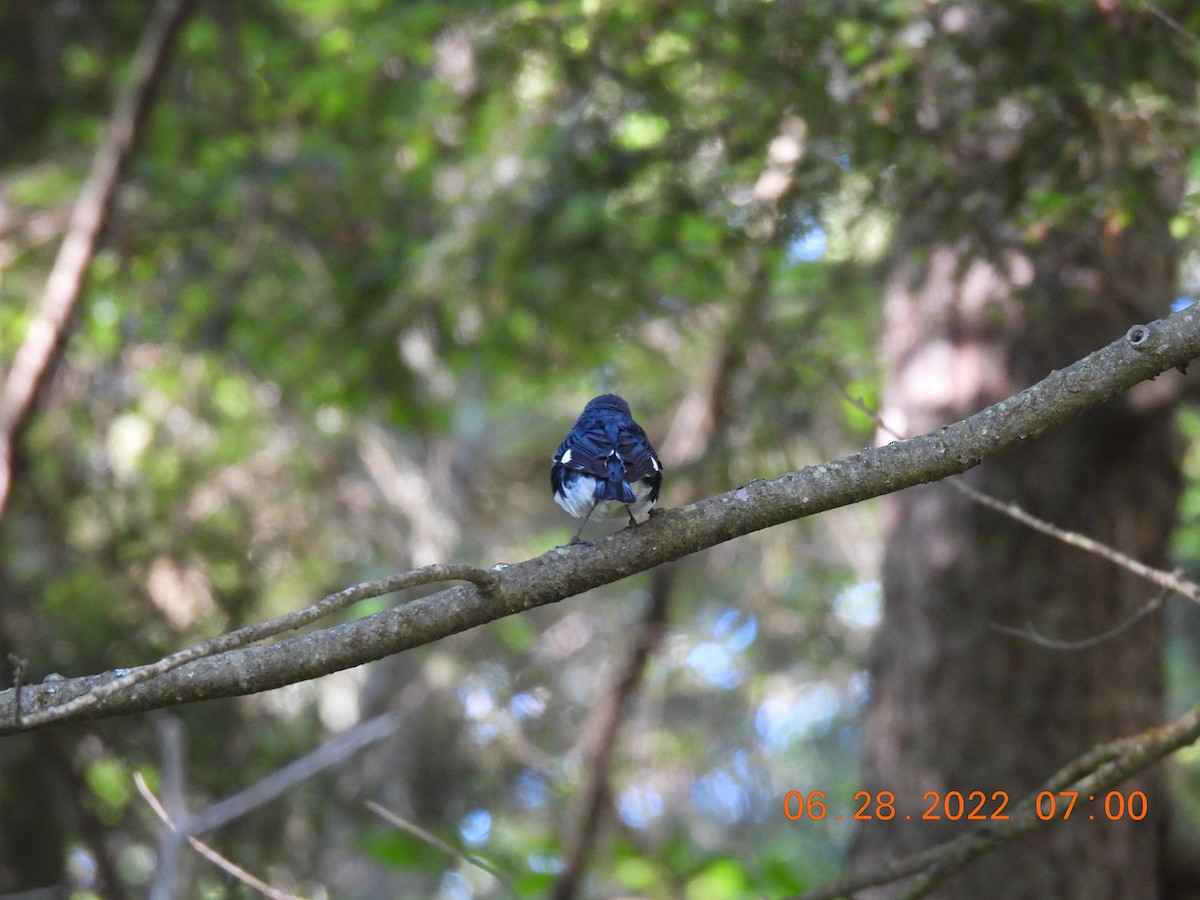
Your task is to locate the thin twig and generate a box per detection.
[7,653,25,727]
[954,481,1200,603]
[1145,2,1197,43]
[365,800,521,900]
[149,717,189,900]
[991,589,1168,650]
[0,0,197,520]
[830,377,1200,613]
[139,712,399,894]
[188,711,401,834]
[551,566,673,900]
[19,563,497,728]
[135,773,307,900]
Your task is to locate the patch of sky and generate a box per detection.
[833,580,881,630]
[67,846,97,889]
[527,852,564,874]
[755,680,841,752]
[686,642,742,689]
[514,769,550,809]
[458,683,496,720]
[618,785,664,829]
[458,809,491,847]
[786,222,827,263]
[686,610,758,689]
[713,609,757,650]
[509,691,546,720]
[437,871,471,900]
[692,767,752,826]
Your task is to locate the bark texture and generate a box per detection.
[852,224,1183,897]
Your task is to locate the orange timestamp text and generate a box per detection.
[783,790,1148,822]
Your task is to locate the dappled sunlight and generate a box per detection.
[3,0,1196,896]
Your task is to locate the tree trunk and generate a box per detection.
[851,222,1183,896]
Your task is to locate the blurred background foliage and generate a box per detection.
[1,0,1199,897]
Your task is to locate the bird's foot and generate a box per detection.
[556,537,595,549]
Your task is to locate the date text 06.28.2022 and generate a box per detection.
[783,790,1148,823]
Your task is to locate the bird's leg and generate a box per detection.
[625,506,637,528]
[570,500,599,544]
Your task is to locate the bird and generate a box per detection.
[551,394,663,544]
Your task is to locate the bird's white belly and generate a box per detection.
[554,473,657,522]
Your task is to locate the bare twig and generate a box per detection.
[1145,2,1197,43]
[137,712,399,895]
[831,375,1200,612]
[0,0,197,520]
[188,710,401,834]
[954,481,1200,603]
[149,717,189,900]
[7,653,25,726]
[135,773,307,900]
[990,589,1168,650]
[551,566,674,900]
[18,563,497,728]
[796,701,1200,900]
[365,800,520,900]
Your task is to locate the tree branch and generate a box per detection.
[136,772,305,900]
[0,0,197,520]
[189,711,402,835]
[835,365,1198,639]
[365,800,521,900]
[2,312,1198,733]
[956,480,1200,603]
[990,589,1167,650]
[13,563,497,728]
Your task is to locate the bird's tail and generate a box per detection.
[597,456,636,504]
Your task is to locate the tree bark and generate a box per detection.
[852,220,1183,896]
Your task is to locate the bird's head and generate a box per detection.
[582,394,632,417]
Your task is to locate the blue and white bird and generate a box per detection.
[551,394,663,544]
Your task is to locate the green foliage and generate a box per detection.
[362,829,448,872]
[1174,408,1200,561]
[1,0,1199,895]
[84,757,134,825]
[685,858,749,899]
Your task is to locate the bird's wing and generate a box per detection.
[553,421,615,479]
[616,423,662,483]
